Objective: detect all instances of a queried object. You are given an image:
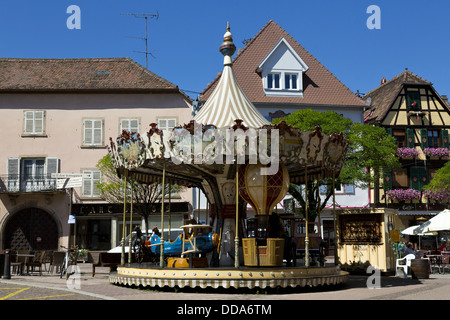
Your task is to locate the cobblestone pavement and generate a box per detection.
[1,263,450,301]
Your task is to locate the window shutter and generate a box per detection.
[120,119,128,132]
[420,129,428,149]
[82,170,92,197]
[120,119,139,133]
[24,111,34,134]
[84,120,92,145]
[35,111,44,134]
[383,170,392,190]
[407,92,421,110]
[385,128,392,136]
[46,157,59,178]
[406,128,415,148]
[7,158,20,191]
[167,119,176,130]
[442,129,449,149]
[410,167,428,190]
[92,171,101,197]
[93,120,103,145]
[130,119,139,132]
[158,119,167,131]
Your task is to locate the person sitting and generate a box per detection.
[404,242,421,258]
[438,241,447,252]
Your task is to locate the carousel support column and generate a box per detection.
[128,181,134,264]
[333,171,338,266]
[168,182,171,241]
[235,164,240,269]
[160,161,166,268]
[121,170,128,266]
[304,166,309,267]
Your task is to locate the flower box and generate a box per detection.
[386,189,422,202]
[423,189,450,203]
[423,148,450,159]
[396,147,419,159]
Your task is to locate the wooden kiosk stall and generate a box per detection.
[337,208,401,273]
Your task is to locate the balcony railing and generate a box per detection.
[0,175,61,193]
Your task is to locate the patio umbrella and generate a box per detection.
[415,209,450,234]
[401,225,437,236]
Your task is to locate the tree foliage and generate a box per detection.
[424,160,450,191]
[273,109,400,220]
[96,154,185,236]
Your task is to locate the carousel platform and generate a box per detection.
[109,263,349,290]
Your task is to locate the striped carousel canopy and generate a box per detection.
[193,23,270,129]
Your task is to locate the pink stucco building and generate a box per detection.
[0,58,193,252]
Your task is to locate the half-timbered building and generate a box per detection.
[363,68,450,237]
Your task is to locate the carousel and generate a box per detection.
[108,23,349,290]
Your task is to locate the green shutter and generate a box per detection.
[407,92,421,110]
[442,129,449,149]
[410,167,428,191]
[383,170,392,191]
[385,128,392,136]
[406,128,415,148]
[420,129,428,149]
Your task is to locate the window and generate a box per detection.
[83,119,103,146]
[120,119,139,133]
[285,73,298,90]
[267,73,280,89]
[319,183,351,195]
[157,118,177,131]
[393,130,406,148]
[23,159,45,181]
[82,170,101,198]
[428,130,440,148]
[23,111,45,135]
[6,157,58,192]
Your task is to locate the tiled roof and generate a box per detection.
[0,57,181,92]
[362,69,431,124]
[200,20,367,107]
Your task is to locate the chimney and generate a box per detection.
[442,95,449,105]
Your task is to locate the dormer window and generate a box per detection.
[285,73,298,90]
[267,73,280,89]
[259,38,308,97]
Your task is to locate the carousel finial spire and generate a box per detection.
[219,21,236,66]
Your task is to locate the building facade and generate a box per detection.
[0,58,192,252]
[363,69,450,249]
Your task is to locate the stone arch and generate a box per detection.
[2,207,60,251]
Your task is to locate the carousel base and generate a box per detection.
[109,263,349,290]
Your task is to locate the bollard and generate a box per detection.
[3,249,11,279]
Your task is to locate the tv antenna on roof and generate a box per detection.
[121,12,159,69]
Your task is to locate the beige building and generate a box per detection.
[0,58,192,252]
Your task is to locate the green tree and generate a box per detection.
[424,161,450,191]
[273,109,400,220]
[96,154,185,238]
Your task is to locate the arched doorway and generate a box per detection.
[4,207,59,251]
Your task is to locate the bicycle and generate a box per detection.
[60,246,79,280]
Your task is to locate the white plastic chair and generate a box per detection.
[396,254,416,278]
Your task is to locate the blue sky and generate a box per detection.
[1,0,449,100]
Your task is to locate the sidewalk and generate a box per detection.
[2,262,450,300]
